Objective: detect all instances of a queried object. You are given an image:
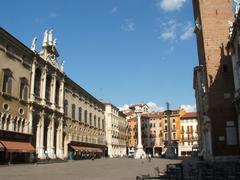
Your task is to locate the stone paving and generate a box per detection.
[0,158,182,180]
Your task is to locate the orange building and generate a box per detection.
[126,108,187,157]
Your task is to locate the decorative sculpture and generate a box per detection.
[48,30,53,45]
[42,30,48,46]
[60,60,64,72]
[31,37,37,51]
[228,21,233,37]
[234,0,240,16]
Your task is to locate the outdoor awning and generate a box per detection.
[71,145,103,153]
[0,140,35,153]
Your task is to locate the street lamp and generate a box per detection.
[165,102,175,159]
[134,106,146,159]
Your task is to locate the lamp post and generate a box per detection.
[134,106,146,159]
[165,102,175,159]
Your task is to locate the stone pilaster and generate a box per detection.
[59,79,64,113]
[38,111,46,159]
[51,73,56,109]
[40,66,47,105]
[30,60,36,102]
[49,115,56,159]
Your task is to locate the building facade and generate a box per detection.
[63,77,106,160]
[228,6,240,154]
[192,0,239,161]
[104,102,127,157]
[0,27,110,163]
[0,28,35,163]
[178,112,198,156]
[126,105,186,157]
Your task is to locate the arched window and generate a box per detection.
[20,77,28,101]
[2,69,13,95]
[64,100,68,116]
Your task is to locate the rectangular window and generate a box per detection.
[84,110,88,123]
[89,113,92,126]
[102,119,105,130]
[2,69,13,95]
[98,117,100,128]
[94,115,96,127]
[78,107,82,121]
[72,104,75,120]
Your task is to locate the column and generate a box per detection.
[9,116,14,131]
[38,111,45,159]
[0,113,3,129]
[28,107,33,134]
[165,102,174,159]
[59,79,64,113]
[137,113,143,149]
[30,60,36,101]
[36,118,40,155]
[50,115,56,159]
[59,117,64,159]
[41,66,47,105]
[51,73,56,109]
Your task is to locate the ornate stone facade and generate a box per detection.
[0,27,108,162]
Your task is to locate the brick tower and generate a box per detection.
[193,0,239,161]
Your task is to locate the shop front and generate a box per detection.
[68,141,107,160]
[0,130,35,164]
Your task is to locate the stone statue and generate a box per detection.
[42,30,48,46]
[48,30,53,45]
[60,60,64,71]
[234,0,240,16]
[31,37,37,51]
[53,38,57,47]
[228,21,233,37]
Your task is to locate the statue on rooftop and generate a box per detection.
[42,30,48,47]
[48,30,53,45]
[31,37,37,51]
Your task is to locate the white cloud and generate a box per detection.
[121,18,135,32]
[180,104,196,112]
[118,104,130,111]
[111,7,118,14]
[147,102,165,112]
[180,23,194,40]
[50,12,57,18]
[158,19,193,41]
[159,18,177,41]
[156,0,187,12]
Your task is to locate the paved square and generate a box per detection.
[0,158,182,180]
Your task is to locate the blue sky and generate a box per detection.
[1,0,198,111]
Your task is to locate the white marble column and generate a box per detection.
[38,111,46,159]
[134,107,146,159]
[30,60,36,102]
[137,113,143,149]
[40,66,47,105]
[59,118,64,159]
[59,79,64,113]
[51,73,56,109]
[49,115,56,159]
[9,116,14,131]
[28,107,33,134]
[36,120,40,155]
